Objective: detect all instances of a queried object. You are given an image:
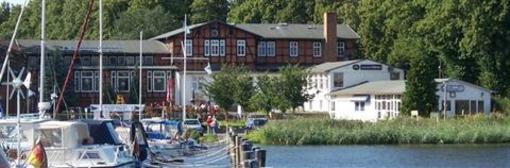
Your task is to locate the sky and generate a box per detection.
[0,0,24,5]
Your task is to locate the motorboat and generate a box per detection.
[141,118,183,151]
[0,117,49,156]
[34,120,135,167]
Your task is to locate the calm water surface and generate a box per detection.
[263,144,510,168]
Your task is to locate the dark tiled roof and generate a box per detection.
[150,21,360,40]
[235,23,360,39]
[15,40,170,54]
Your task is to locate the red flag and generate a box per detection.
[166,78,174,103]
[27,141,48,168]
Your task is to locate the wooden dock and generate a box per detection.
[227,127,266,168]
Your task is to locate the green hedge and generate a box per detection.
[246,115,510,145]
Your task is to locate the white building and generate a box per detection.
[327,79,492,122]
[304,59,405,112]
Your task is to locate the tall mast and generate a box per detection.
[39,0,45,116]
[182,15,188,122]
[99,0,103,117]
[139,31,143,121]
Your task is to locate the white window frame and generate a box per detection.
[152,71,166,92]
[337,41,345,57]
[81,71,94,92]
[185,40,192,56]
[211,40,219,56]
[237,40,246,56]
[257,41,266,57]
[147,71,153,91]
[267,41,275,57]
[220,40,225,56]
[289,41,298,57]
[116,71,130,92]
[313,41,322,57]
[204,40,210,56]
[355,101,365,112]
[74,71,81,92]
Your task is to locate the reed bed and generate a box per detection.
[246,115,510,145]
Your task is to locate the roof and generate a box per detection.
[309,59,362,73]
[15,39,170,54]
[330,80,406,96]
[150,21,360,40]
[150,22,208,40]
[435,78,493,93]
[235,23,360,39]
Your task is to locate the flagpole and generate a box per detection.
[99,0,103,119]
[39,0,45,117]
[182,15,188,123]
[139,31,143,121]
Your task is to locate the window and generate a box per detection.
[337,41,345,57]
[333,72,343,87]
[94,71,99,91]
[289,41,298,57]
[267,41,275,56]
[143,56,153,65]
[152,71,166,92]
[441,100,451,111]
[79,71,97,92]
[257,41,266,56]
[390,72,400,80]
[220,40,225,56]
[90,56,99,66]
[117,56,126,66]
[74,71,81,92]
[147,71,152,91]
[81,56,91,66]
[109,56,117,65]
[126,56,134,66]
[478,101,484,113]
[64,56,71,66]
[237,40,246,56]
[313,42,322,57]
[185,39,192,56]
[204,40,210,56]
[211,40,219,56]
[331,101,335,111]
[355,102,365,111]
[116,71,130,92]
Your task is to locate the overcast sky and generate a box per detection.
[0,0,24,5]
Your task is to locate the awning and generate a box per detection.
[350,96,369,102]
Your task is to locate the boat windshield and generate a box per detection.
[106,122,123,145]
[35,128,63,148]
[0,125,28,143]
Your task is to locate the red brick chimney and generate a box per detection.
[323,12,337,62]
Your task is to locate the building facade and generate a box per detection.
[327,79,492,122]
[304,59,405,113]
[0,12,360,114]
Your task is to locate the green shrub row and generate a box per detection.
[246,115,510,145]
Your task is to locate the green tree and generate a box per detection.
[203,65,236,117]
[249,74,277,114]
[190,0,229,24]
[274,65,314,113]
[231,66,255,113]
[401,38,438,117]
[113,5,176,39]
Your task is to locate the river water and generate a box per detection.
[262,144,510,168]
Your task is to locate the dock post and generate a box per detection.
[255,149,266,168]
[235,135,242,167]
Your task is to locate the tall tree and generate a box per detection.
[231,66,255,113]
[190,0,229,24]
[249,74,277,114]
[401,38,438,116]
[275,65,314,113]
[204,65,236,117]
[113,5,176,39]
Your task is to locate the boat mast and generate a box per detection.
[182,15,188,122]
[139,31,143,121]
[99,0,103,118]
[39,0,46,117]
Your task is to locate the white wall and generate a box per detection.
[304,60,404,112]
[436,80,491,117]
[174,71,209,106]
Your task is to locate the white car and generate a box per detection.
[183,119,203,132]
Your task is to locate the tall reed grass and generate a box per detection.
[246,115,510,145]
